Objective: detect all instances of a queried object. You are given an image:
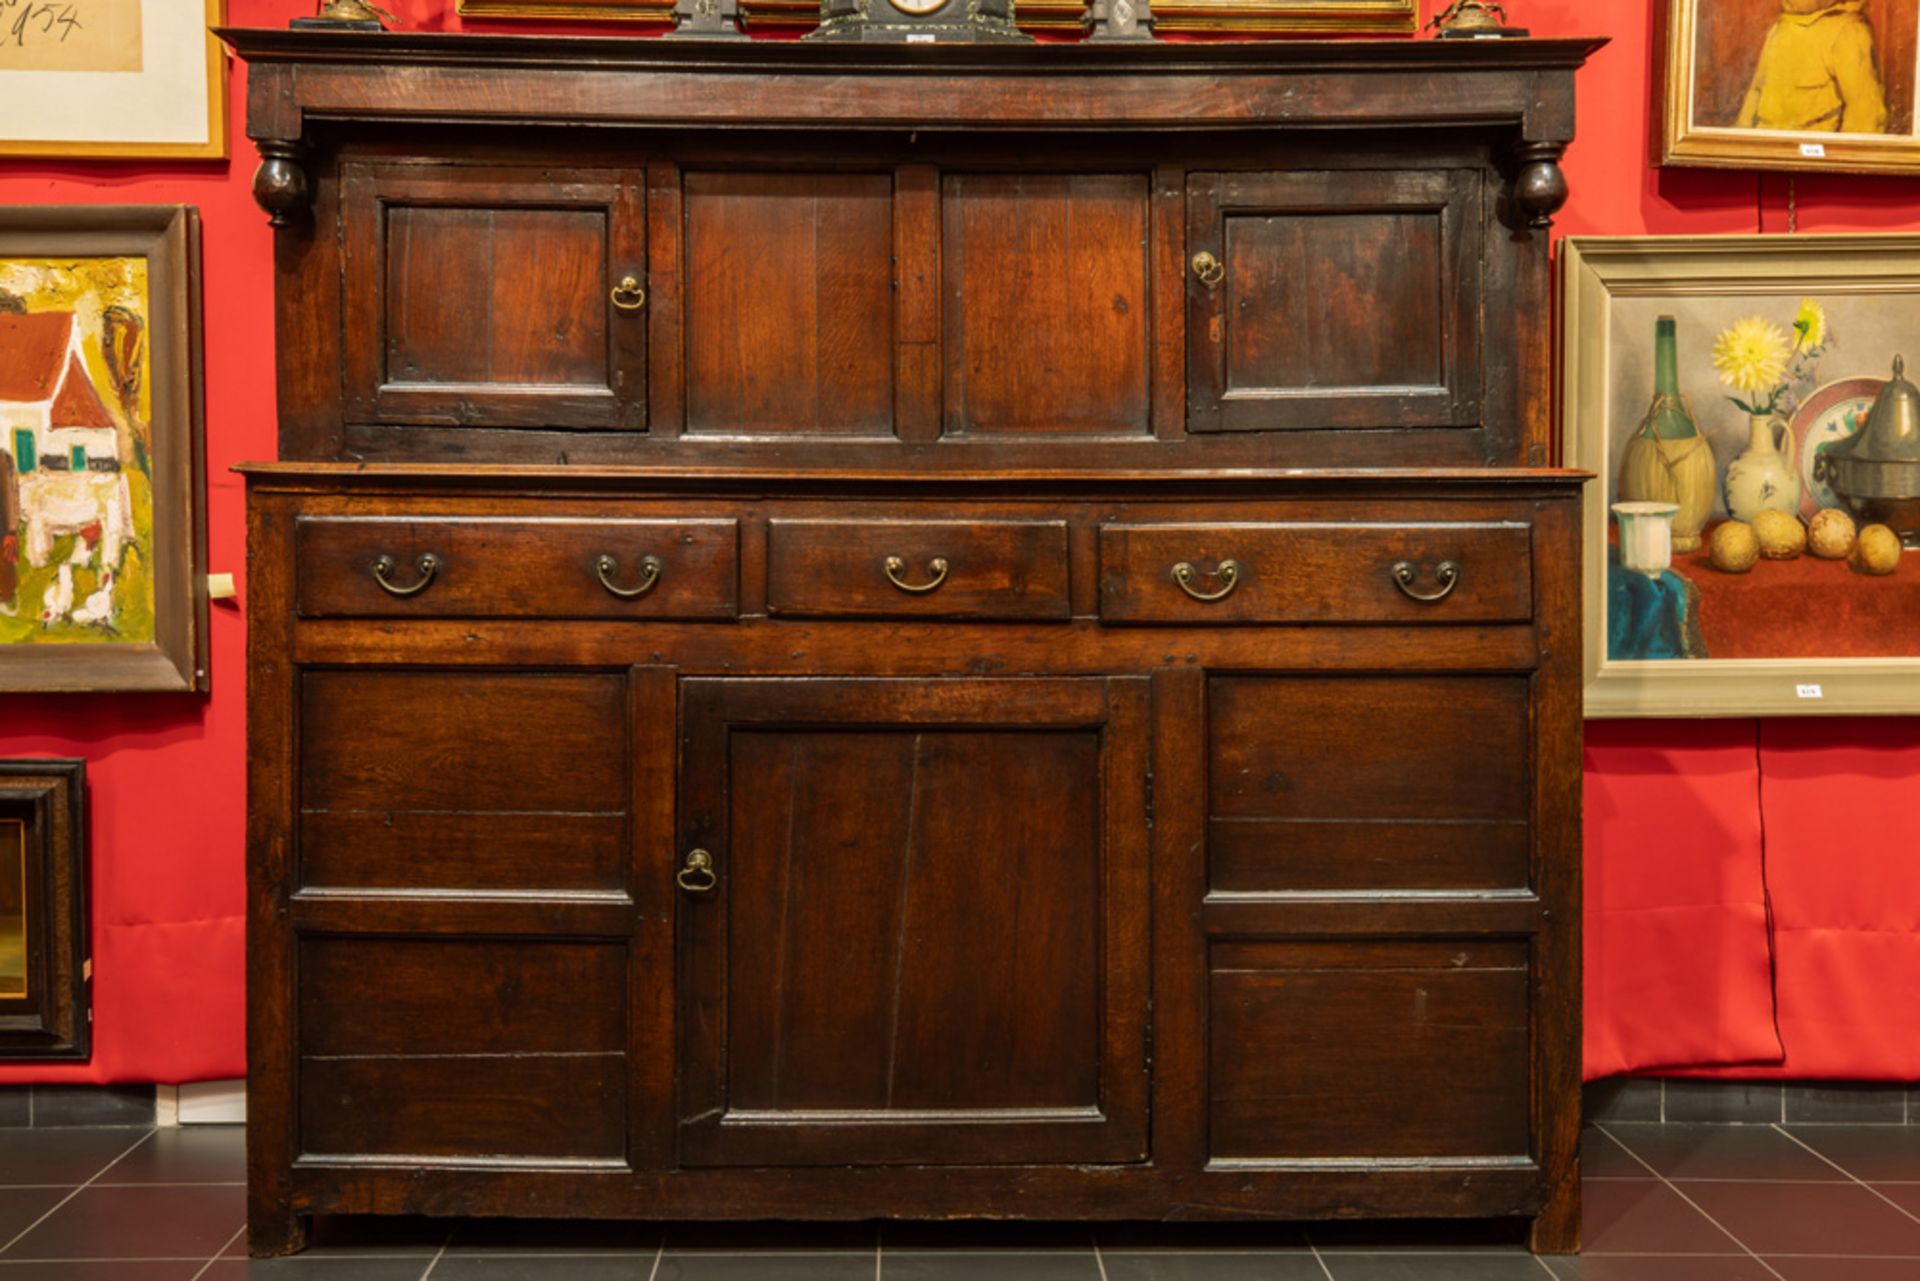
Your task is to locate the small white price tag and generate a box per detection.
[1800,142,1827,158]
[1797,683,1825,700]
[906,32,935,41]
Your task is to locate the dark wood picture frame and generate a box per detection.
[0,206,208,692]
[0,760,90,1062]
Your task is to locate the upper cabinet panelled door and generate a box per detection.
[1186,169,1483,433]
[676,677,1152,1168]
[340,162,648,431]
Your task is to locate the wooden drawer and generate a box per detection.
[766,518,1071,620]
[1097,521,1531,624]
[295,516,738,619]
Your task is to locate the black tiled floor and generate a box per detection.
[2,1122,1919,1278]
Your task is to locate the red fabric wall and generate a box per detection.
[0,0,1913,1084]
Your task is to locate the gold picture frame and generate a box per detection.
[0,0,228,160]
[1563,234,1920,718]
[453,0,1417,35]
[1662,0,1920,174]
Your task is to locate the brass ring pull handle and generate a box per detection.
[610,274,647,312]
[370,552,440,598]
[1172,559,1240,602]
[1392,560,1461,603]
[677,848,717,895]
[1191,251,1225,288]
[595,553,664,599]
[884,555,950,595]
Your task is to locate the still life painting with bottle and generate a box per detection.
[1604,286,1920,667]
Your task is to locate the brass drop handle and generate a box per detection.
[610,274,647,312]
[884,555,950,595]
[1191,251,1224,287]
[1392,560,1461,603]
[677,848,717,895]
[1172,559,1240,602]
[595,553,663,599]
[370,552,440,598]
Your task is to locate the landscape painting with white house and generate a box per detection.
[0,257,153,646]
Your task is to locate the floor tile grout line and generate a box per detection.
[0,1126,156,1258]
[647,1229,666,1281]
[1772,1123,1920,1230]
[192,1224,247,1281]
[418,1226,455,1279]
[1092,1229,1110,1281]
[1306,1236,1335,1281]
[1597,1124,1789,1281]
[874,1234,882,1281]
[1531,1251,1558,1278]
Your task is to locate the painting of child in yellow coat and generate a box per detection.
[1736,0,1893,134]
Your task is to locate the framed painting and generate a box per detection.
[452,0,1417,36]
[0,0,227,160]
[0,206,207,693]
[0,760,88,1063]
[1564,235,1920,718]
[1663,0,1920,173]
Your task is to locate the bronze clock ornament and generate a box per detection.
[810,0,1027,42]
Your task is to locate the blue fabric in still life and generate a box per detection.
[1607,550,1709,661]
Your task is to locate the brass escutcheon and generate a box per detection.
[1172,559,1240,602]
[370,552,440,598]
[596,553,664,599]
[884,555,950,594]
[677,848,718,895]
[1392,560,1461,603]
[1191,251,1225,287]
[610,274,647,312]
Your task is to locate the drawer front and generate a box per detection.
[1097,521,1531,625]
[766,518,1071,620]
[296,516,739,619]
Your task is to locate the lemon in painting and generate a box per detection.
[1851,524,1902,575]
[1709,520,1760,573]
[1752,509,1806,560]
[1807,508,1856,560]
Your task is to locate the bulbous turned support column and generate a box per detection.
[252,140,312,229]
[1512,140,1569,230]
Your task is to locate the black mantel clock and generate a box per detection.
[810,0,1028,42]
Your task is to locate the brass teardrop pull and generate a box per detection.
[677,849,717,895]
[610,274,647,312]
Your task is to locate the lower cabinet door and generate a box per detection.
[675,676,1152,1167]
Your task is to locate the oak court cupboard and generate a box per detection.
[228,26,1600,1257]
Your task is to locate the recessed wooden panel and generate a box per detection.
[300,811,625,892]
[341,163,647,430]
[387,205,608,389]
[299,1054,626,1161]
[299,938,626,1056]
[765,518,1071,620]
[943,173,1150,437]
[301,671,627,813]
[1209,817,1529,894]
[1187,169,1481,433]
[296,517,740,620]
[725,728,1102,1113]
[684,172,894,437]
[1208,940,1530,1160]
[1207,676,1529,893]
[677,676,1151,1167]
[1209,676,1529,822]
[1097,521,1532,625]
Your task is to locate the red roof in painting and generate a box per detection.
[0,312,76,402]
[50,353,114,429]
